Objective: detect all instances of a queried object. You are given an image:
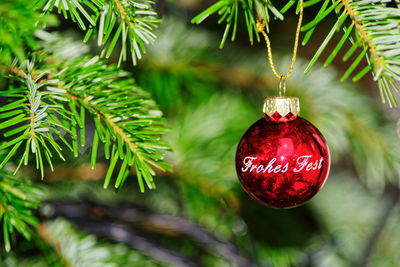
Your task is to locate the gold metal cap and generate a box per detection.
[263,96,300,117]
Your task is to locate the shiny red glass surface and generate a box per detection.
[235,115,330,208]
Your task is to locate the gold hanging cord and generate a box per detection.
[256,0,303,95]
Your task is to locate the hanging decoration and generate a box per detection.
[235,0,331,208]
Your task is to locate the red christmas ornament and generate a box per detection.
[236,96,330,208]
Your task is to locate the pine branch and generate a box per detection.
[302,0,400,107]
[0,169,42,252]
[47,56,172,190]
[36,0,160,66]
[0,60,72,178]
[192,0,400,106]
[35,0,103,30]
[95,0,159,66]
[191,0,285,48]
[1,55,171,190]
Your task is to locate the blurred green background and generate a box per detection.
[1,0,400,266]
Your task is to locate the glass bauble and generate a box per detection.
[235,97,330,208]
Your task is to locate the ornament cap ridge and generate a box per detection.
[263,96,300,117]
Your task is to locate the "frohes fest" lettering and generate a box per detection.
[241,155,323,174]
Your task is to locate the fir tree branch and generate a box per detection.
[36,0,160,66]
[86,0,160,66]
[302,0,400,106]
[341,0,384,71]
[47,56,172,190]
[0,169,42,252]
[191,0,282,47]
[35,0,103,30]
[192,0,400,106]
[1,55,171,190]
[0,60,71,178]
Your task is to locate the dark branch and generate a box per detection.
[44,201,255,267]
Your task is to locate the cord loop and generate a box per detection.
[279,76,286,96]
[256,0,303,89]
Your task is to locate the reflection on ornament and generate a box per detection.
[235,96,330,208]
